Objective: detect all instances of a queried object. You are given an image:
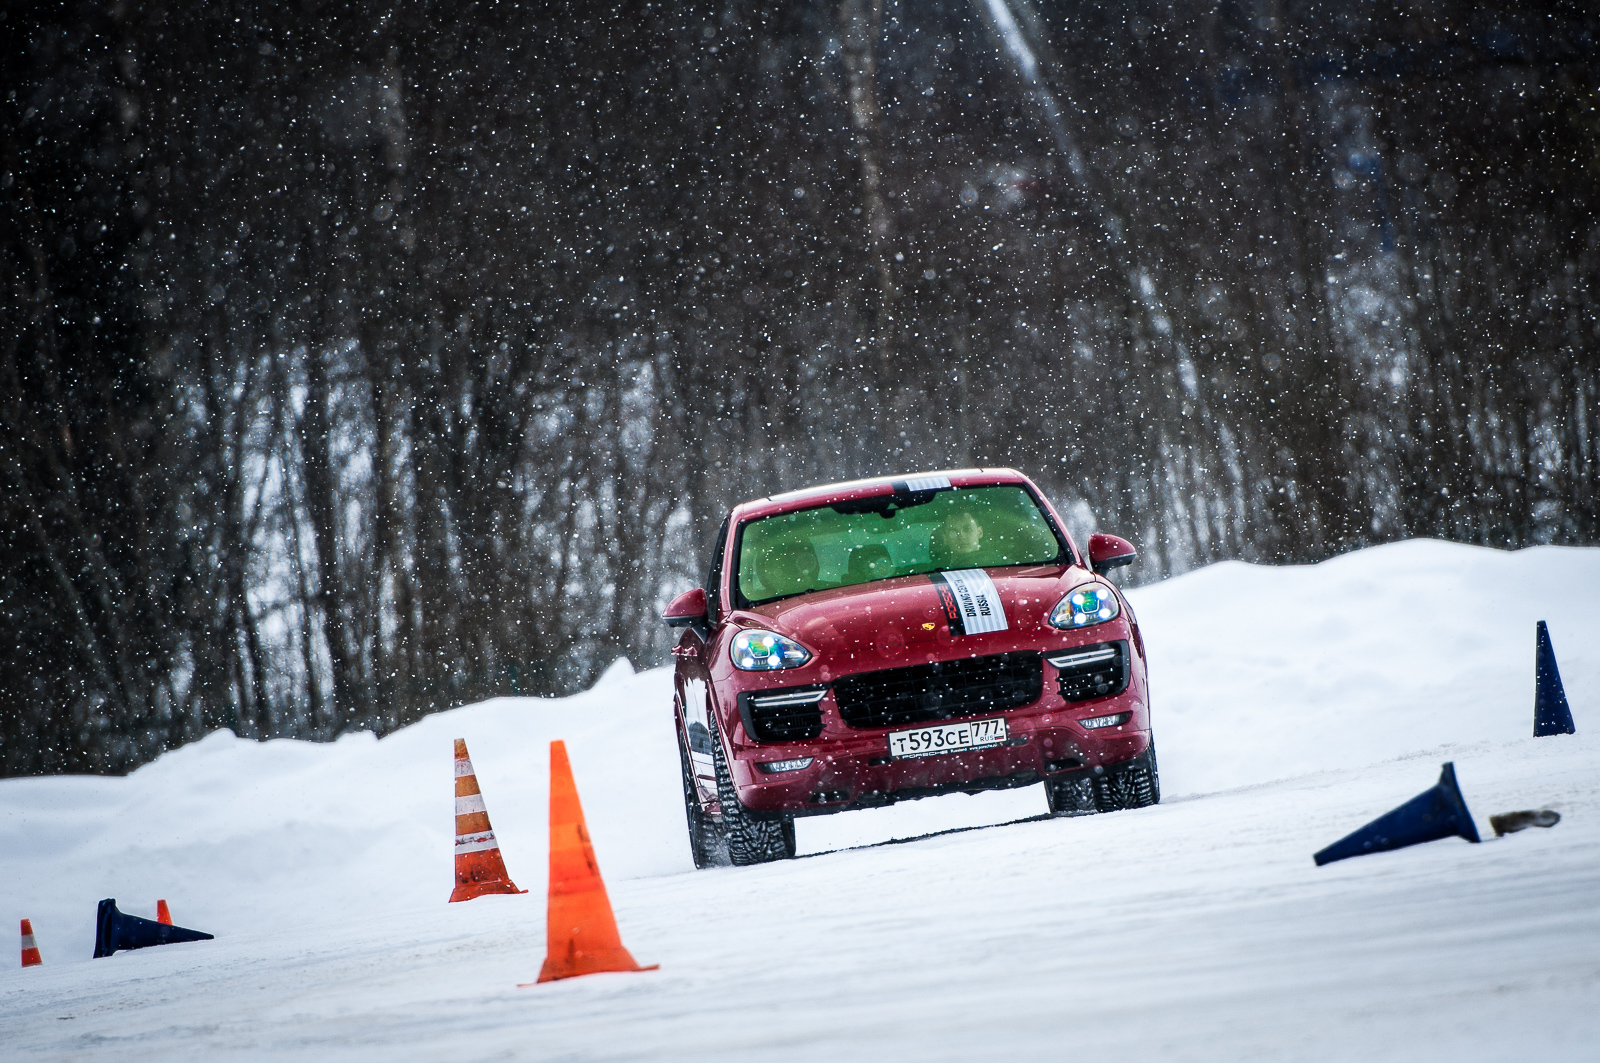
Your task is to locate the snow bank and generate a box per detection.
[0,657,686,966]
[1,540,1594,971]
[1138,539,1599,794]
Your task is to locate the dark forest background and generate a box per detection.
[3,0,1596,776]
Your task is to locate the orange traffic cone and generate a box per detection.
[525,740,656,984]
[20,919,42,967]
[450,738,527,902]
[156,900,173,925]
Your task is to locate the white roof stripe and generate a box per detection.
[764,468,988,503]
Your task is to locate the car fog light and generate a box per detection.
[1079,712,1131,729]
[1049,582,1121,629]
[755,757,814,774]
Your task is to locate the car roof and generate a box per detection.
[728,468,1036,523]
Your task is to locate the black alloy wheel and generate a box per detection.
[709,715,797,865]
[678,727,729,868]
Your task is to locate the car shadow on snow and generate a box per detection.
[796,812,1060,859]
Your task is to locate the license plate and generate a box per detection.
[886,717,1009,760]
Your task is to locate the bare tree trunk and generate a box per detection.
[838,0,898,382]
[298,345,362,722]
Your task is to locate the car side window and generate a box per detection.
[703,516,730,624]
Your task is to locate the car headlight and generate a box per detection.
[730,629,813,671]
[1049,582,1121,629]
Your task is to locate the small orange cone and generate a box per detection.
[155,900,173,925]
[526,740,656,984]
[450,738,528,902]
[20,919,42,967]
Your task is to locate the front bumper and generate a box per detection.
[728,677,1150,818]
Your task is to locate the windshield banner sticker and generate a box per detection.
[930,569,1008,636]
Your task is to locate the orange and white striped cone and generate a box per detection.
[155,900,173,925]
[450,738,528,902]
[20,919,42,967]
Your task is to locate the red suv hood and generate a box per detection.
[737,564,1092,679]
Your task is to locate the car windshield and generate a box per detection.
[735,484,1064,605]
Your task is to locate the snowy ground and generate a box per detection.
[2,540,1597,1061]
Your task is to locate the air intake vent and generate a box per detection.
[833,652,1043,730]
[1048,641,1129,702]
[738,686,827,742]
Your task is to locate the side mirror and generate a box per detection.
[1087,533,1137,574]
[663,587,709,627]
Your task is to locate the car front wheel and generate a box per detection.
[1043,773,1096,816]
[709,716,797,865]
[1045,744,1160,815]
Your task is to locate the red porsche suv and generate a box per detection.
[663,468,1157,866]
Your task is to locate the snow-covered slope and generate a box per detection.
[1140,539,1599,794]
[2,540,1597,1061]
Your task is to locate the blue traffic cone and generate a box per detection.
[92,899,213,958]
[1314,762,1481,866]
[1533,621,1575,737]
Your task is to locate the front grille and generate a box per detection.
[1048,641,1129,702]
[833,652,1043,730]
[738,686,827,742]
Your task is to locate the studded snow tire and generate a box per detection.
[1046,745,1160,815]
[709,716,797,866]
